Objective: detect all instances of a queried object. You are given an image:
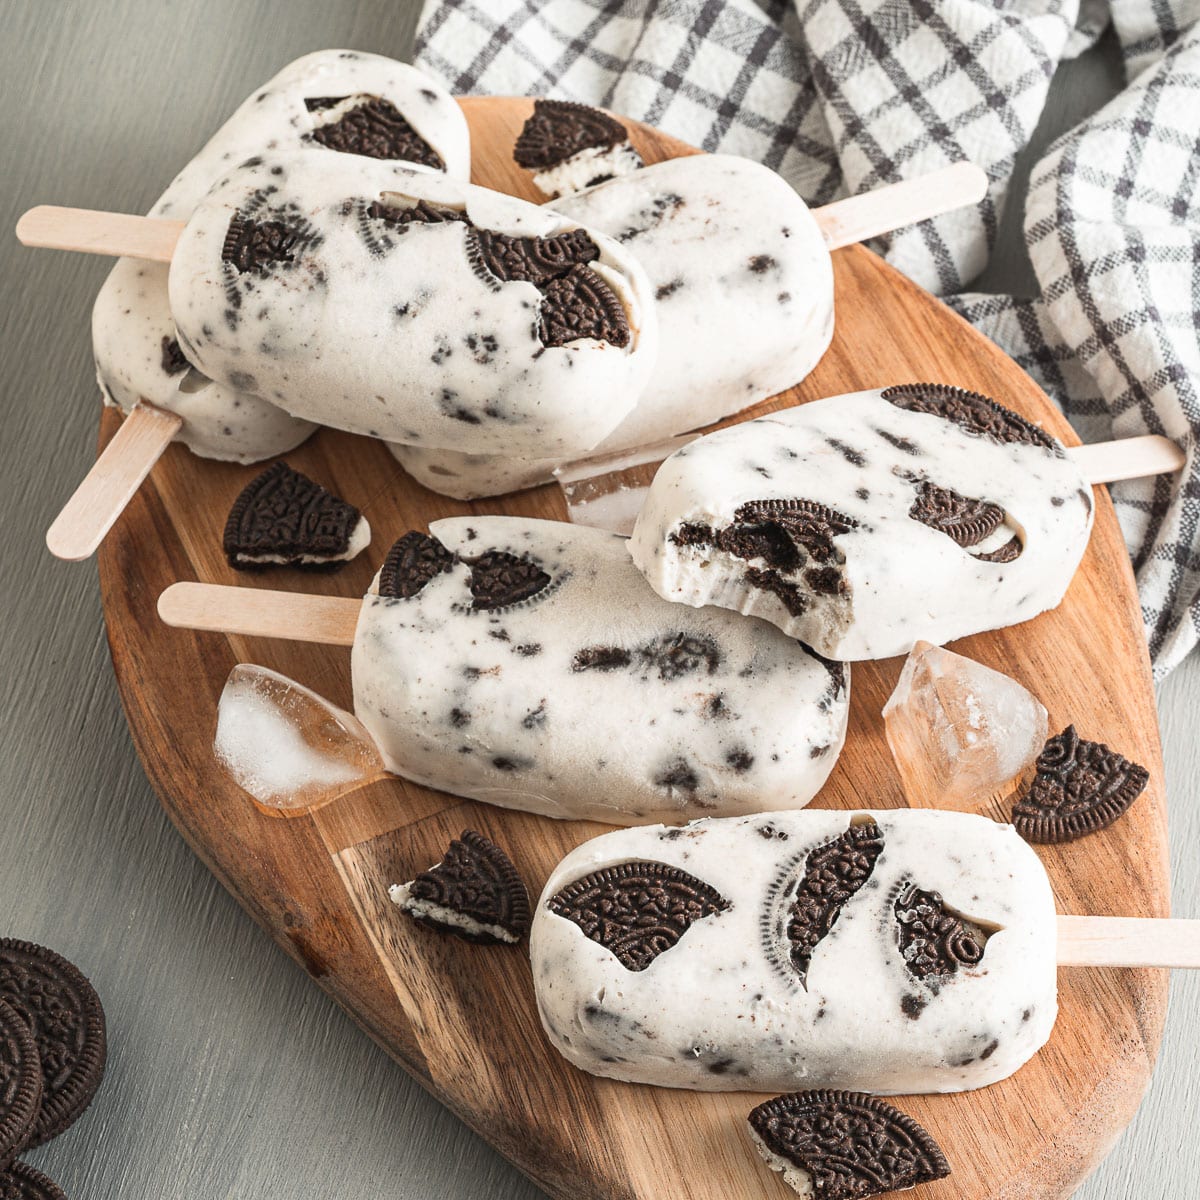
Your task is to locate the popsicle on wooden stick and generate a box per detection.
[159,517,849,825]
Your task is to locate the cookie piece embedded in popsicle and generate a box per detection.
[628,385,1093,660]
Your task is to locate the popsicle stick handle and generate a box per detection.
[1056,915,1200,968]
[46,404,183,561]
[1071,434,1185,485]
[16,206,183,263]
[158,582,362,646]
[813,163,989,251]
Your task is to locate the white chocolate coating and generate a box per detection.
[91,50,470,462]
[391,155,834,498]
[628,389,1094,660]
[170,156,657,456]
[531,809,1058,1093]
[350,517,847,824]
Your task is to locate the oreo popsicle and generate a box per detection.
[351,517,847,823]
[628,384,1094,660]
[531,808,1057,1093]
[92,50,470,462]
[167,153,657,457]
[391,154,836,498]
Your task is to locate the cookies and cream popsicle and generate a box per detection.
[168,153,657,457]
[531,808,1057,1093]
[350,517,847,824]
[628,384,1094,660]
[390,154,835,498]
[92,50,470,462]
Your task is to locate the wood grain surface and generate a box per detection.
[93,98,1172,1200]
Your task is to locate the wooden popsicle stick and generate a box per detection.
[813,163,989,251]
[158,582,362,646]
[1074,434,1186,485]
[47,404,183,561]
[16,205,183,263]
[1057,916,1200,969]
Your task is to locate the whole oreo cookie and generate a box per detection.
[1013,725,1149,843]
[748,1089,950,1199]
[0,1162,68,1200]
[0,1001,41,1171]
[0,941,106,1148]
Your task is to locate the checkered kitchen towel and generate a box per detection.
[416,0,1200,676]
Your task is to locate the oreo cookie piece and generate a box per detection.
[366,198,467,227]
[547,861,730,972]
[513,99,643,198]
[0,1162,68,1200]
[468,227,599,286]
[780,819,883,988]
[538,265,631,348]
[223,462,370,571]
[465,551,552,611]
[378,530,456,599]
[908,481,1005,547]
[748,1090,951,1199]
[159,336,190,377]
[0,941,106,1147]
[0,1001,41,1172]
[307,96,444,169]
[221,215,305,275]
[389,831,531,944]
[882,383,1060,454]
[894,884,993,986]
[1012,725,1149,844]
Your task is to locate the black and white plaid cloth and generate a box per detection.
[416,0,1200,676]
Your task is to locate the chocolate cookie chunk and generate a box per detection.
[0,941,106,1148]
[1013,725,1149,843]
[366,198,467,227]
[159,336,190,377]
[514,99,627,169]
[894,884,993,986]
[782,819,883,988]
[390,831,531,945]
[908,481,1006,548]
[882,383,1060,454]
[748,1089,951,1200]
[379,531,456,599]
[221,215,305,274]
[466,550,552,610]
[308,96,444,169]
[0,1001,40,1171]
[223,462,367,571]
[548,862,730,971]
[468,227,599,286]
[0,1162,68,1200]
[538,265,631,348]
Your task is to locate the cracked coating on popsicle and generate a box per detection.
[1012,725,1149,843]
[748,1089,951,1199]
[91,51,469,462]
[547,861,730,971]
[352,518,848,825]
[530,809,1057,1093]
[894,884,993,986]
[629,387,1091,659]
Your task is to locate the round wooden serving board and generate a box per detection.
[98,98,1169,1200]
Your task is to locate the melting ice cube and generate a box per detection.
[882,641,1048,807]
[214,664,384,811]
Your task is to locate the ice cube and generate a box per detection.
[214,664,384,811]
[882,641,1048,807]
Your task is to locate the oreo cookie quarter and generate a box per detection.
[0,941,106,1147]
[0,1162,68,1200]
[0,1002,40,1171]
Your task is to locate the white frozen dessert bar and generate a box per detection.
[351,517,847,824]
[92,49,470,462]
[531,808,1057,1093]
[628,384,1094,660]
[513,98,644,199]
[169,154,658,457]
[391,154,834,498]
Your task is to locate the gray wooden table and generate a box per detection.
[2,3,1195,1196]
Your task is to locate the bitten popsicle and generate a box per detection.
[159,518,849,824]
[628,384,1098,660]
[390,157,989,499]
[166,153,657,457]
